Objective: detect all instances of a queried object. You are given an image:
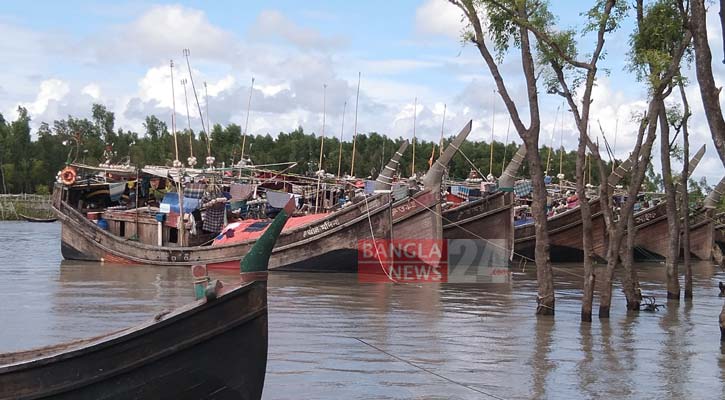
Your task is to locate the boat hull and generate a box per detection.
[0,282,267,400]
[442,192,514,260]
[514,199,607,262]
[55,185,392,271]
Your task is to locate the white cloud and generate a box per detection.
[20,79,70,116]
[414,0,466,39]
[81,83,101,99]
[250,10,346,51]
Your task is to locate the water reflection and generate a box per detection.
[3,222,725,399]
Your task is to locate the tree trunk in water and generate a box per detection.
[680,82,693,300]
[658,102,681,301]
[576,126,594,322]
[524,136,555,315]
[621,213,641,310]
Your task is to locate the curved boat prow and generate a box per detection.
[705,177,725,209]
[423,120,472,190]
[374,140,409,191]
[499,145,526,190]
[241,197,296,276]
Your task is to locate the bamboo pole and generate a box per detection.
[489,89,496,176]
[439,104,446,157]
[241,77,255,165]
[350,72,361,177]
[337,100,347,177]
[411,97,417,177]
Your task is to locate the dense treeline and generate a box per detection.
[0,103,708,197]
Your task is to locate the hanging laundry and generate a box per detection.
[203,203,226,233]
[266,190,292,209]
[513,180,533,197]
[230,183,254,201]
[184,183,207,199]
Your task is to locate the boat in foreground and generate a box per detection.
[0,198,295,400]
[17,213,58,223]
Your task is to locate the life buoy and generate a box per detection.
[60,167,77,186]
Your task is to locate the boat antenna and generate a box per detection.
[241,77,255,165]
[489,88,496,177]
[350,72,361,178]
[501,117,511,176]
[411,96,417,177]
[181,78,196,167]
[182,48,212,166]
[439,103,446,157]
[337,100,347,177]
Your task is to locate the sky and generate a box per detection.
[1,0,724,183]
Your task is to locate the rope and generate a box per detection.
[351,337,507,400]
[408,194,586,280]
[446,142,486,181]
[361,191,398,283]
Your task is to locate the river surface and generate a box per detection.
[2,221,725,399]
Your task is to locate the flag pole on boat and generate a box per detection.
[170,59,185,246]
[241,77,255,168]
[337,100,347,177]
[350,72,361,178]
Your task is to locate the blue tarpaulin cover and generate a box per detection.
[161,193,201,213]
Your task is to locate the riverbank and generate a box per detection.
[0,194,53,220]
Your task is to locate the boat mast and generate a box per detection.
[170,59,185,246]
[439,103,446,158]
[501,117,511,176]
[241,77,255,166]
[545,104,560,175]
[489,89,496,178]
[204,81,212,163]
[181,78,196,167]
[612,117,619,172]
[411,96,417,177]
[182,48,212,167]
[558,107,565,179]
[337,100,347,177]
[350,72,361,178]
[315,84,327,213]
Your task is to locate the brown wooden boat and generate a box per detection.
[442,145,525,261]
[54,161,394,272]
[17,213,58,223]
[0,197,294,400]
[632,148,714,260]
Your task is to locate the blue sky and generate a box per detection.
[1,0,723,183]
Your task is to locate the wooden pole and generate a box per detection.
[170,60,185,246]
[411,97,417,177]
[350,72,361,177]
[439,104,446,157]
[337,100,347,177]
[315,84,327,213]
[181,78,195,165]
[501,117,511,176]
[489,89,496,176]
[241,77,255,164]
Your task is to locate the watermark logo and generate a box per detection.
[358,239,510,283]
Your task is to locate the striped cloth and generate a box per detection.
[184,183,206,199]
[203,203,226,233]
[513,180,533,197]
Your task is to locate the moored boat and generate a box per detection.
[0,197,295,400]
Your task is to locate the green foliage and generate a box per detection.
[0,103,621,193]
[628,0,691,88]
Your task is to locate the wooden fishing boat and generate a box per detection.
[388,121,473,241]
[17,213,58,223]
[0,198,295,400]
[442,145,525,261]
[54,162,393,271]
[632,148,714,260]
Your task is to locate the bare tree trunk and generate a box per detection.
[658,100,681,301]
[679,82,693,299]
[620,212,641,310]
[691,0,725,169]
